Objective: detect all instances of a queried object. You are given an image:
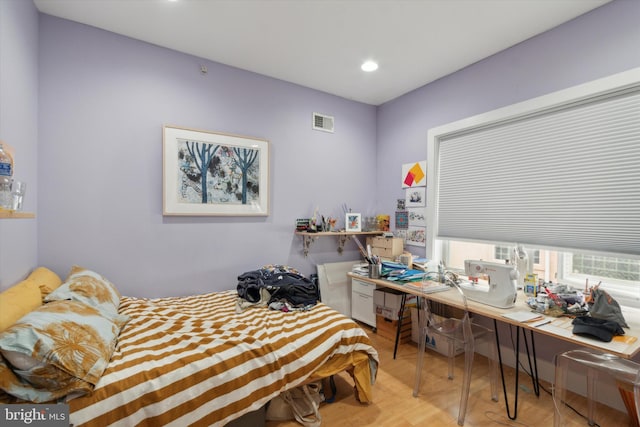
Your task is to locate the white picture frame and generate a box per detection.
[163,125,269,216]
[345,213,362,232]
[405,187,426,208]
[406,226,426,247]
[401,160,427,188]
[408,208,426,227]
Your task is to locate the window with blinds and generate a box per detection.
[426,68,640,305]
[427,68,640,258]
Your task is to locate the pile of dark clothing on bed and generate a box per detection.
[236,264,320,312]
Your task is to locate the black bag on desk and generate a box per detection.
[589,287,629,328]
[572,316,625,342]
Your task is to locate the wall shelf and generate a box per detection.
[0,210,35,219]
[294,230,383,257]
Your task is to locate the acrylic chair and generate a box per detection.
[412,278,499,426]
[553,349,640,427]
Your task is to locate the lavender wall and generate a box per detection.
[38,15,376,297]
[0,0,39,290]
[376,0,640,363]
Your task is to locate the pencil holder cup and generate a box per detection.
[368,263,381,279]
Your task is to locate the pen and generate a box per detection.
[535,320,551,328]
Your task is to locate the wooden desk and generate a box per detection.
[349,273,640,419]
[348,273,640,359]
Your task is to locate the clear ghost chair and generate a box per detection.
[553,349,640,426]
[412,278,499,426]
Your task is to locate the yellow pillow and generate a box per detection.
[0,280,41,332]
[26,266,62,300]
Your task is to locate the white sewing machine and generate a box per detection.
[460,260,519,309]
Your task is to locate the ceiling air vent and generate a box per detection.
[312,112,334,133]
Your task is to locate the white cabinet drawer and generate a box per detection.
[352,278,376,297]
[351,292,376,328]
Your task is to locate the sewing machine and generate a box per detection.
[460,260,519,308]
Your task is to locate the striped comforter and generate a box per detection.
[68,290,379,426]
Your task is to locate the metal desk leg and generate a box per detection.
[393,293,407,359]
[522,328,541,396]
[493,321,541,420]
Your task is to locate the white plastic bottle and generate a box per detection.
[0,143,13,209]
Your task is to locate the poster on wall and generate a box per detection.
[401,161,426,188]
[406,226,426,247]
[408,208,426,227]
[405,187,426,208]
[395,211,409,229]
[163,125,269,216]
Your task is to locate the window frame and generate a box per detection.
[558,253,640,307]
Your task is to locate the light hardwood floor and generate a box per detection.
[266,322,630,427]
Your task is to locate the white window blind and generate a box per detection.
[432,70,640,257]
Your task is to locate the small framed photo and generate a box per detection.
[345,213,362,232]
[406,187,426,208]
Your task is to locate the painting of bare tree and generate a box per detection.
[164,126,269,216]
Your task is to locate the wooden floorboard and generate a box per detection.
[266,322,631,427]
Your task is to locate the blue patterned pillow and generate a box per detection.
[0,299,128,402]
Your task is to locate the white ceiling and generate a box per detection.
[34,0,611,106]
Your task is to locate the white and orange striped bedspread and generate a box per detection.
[68,290,379,426]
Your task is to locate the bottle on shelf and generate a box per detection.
[0,142,14,209]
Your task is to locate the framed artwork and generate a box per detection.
[408,208,426,227]
[163,125,269,216]
[395,211,409,229]
[406,226,426,247]
[401,161,426,188]
[345,213,362,232]
[405,187,426,208]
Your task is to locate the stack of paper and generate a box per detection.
[404,280,450,294]
[501,311,545,323]
[411,257,429,271]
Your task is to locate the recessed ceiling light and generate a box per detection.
[361,60,378,72]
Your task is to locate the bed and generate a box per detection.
[0,266,379,426]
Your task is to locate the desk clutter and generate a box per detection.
[295,204,393,233]
[523,280,630,343]
[352,260,428,283]
[351,233,427,282]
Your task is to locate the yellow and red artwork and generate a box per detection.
[402,161,426,188]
